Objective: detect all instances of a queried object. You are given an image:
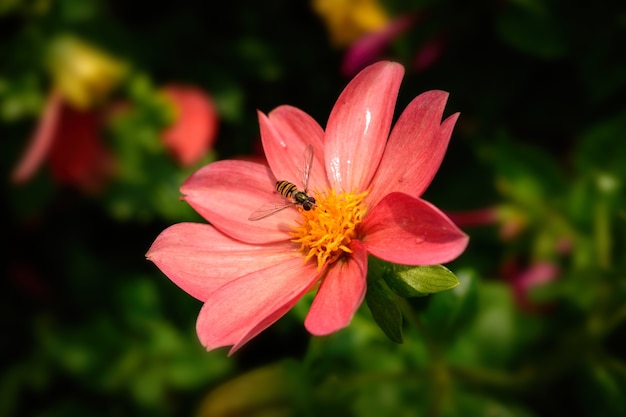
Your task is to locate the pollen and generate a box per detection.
[291,188,368,269]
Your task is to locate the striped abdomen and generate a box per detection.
[276,180,316,211]
[276,180,298,199]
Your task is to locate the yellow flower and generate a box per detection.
[312,0,390,46]
[47,35,127,109]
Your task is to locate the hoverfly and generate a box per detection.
[248,144,316,221]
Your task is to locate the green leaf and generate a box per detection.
[384,264,460,297]
[365,279,403,344]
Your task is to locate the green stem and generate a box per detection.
[396,297,434,350]
[449,365,534,393]
[396,297,447,417]
[594,195,611,270]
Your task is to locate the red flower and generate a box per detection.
[161,85,219,167]
[12,90,113,193]
[147,61,468,354]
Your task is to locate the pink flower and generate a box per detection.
[146,61,468,354]
[502,259,560,313]
[160,85,219,167]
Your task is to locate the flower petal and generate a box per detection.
[12,90,63,184]
[146,222,298,301]
[304,240,368,335]
[196,257,321,353]
[325,61,404,192]
[258,106,328,191]
[361,192,468,265]
[367,90,458,207]
[161,84,219,167]
[181,159,298,244]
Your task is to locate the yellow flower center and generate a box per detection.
[291,188,369,269]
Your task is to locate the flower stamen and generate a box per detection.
[291,188,368,269]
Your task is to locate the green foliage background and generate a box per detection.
[2,0,626,416]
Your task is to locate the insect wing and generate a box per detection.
[300,144,314,191]
[248,202,295,221]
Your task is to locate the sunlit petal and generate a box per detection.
[325,61,403,192]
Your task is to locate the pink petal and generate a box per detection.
[258,106,328,191]
[12,90,63,184]
[367,90,458,207]
[361,192,468,265]
[181,159,299,244]
[304,240,368,335]
[146,222,299,301]
[196,257,321,353]
[161,84,219,167]
[325,61,404,192]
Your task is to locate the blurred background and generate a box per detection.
[2,0,626,416]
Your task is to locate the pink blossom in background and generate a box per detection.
[341,14,415,77]
[447,205,531,242]
[502,259,560,313]
[11,35,127,193]
[147,61,468,354]
[161,85,219,167]
[445,207,500,228]
[12,90,114,193]
[12,90,64,185]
